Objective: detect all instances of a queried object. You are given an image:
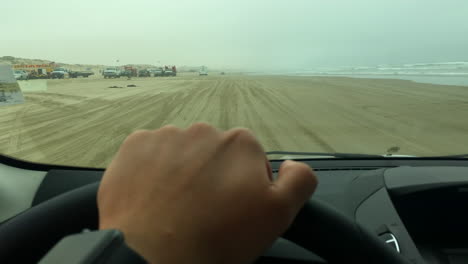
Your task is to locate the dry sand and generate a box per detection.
[1,74,468,167]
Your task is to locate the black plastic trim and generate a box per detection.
[0,154,105,172]
[3,153,468,172]
[33,170,103,206]
[270,158,468,171]
[384,166,468,196]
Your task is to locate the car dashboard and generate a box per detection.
[262,161,468,264]
[1,156,468,264]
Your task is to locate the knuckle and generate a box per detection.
[152,125,183,143]
[154,125,182,137]
[123,130,151,146]
[231,128,257,144]
[131,129,152,137]
[159,124,180,133]
[188,122,215,133]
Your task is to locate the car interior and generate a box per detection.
[1,154,467,263]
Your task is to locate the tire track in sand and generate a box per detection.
[235,79,282,150]
[248,79,335,152]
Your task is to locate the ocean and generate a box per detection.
[298,73,468,87]
[277,62,468,87]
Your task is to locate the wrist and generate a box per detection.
[99,222,161,264]
[100,225,214,264]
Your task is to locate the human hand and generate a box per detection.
[98,123,318,264]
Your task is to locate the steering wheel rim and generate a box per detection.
[0,182,410,264]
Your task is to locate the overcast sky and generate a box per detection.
[2,0,468,70]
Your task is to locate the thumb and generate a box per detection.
[274,160,318,209]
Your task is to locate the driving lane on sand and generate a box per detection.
[1,74,468,167]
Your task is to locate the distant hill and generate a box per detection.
[0,56,56,65]
[0,56,107,72]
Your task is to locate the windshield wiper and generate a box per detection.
[265,151,384,159]
[267,151,468,159]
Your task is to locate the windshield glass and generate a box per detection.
[1,0,468,167]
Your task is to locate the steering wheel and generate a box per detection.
[0,182,410,263]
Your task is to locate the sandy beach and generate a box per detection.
[1,74,467,168]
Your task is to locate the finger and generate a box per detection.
[273,160,318,209]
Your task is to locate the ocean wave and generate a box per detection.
[296,71,468,77]
[304,62,468,74]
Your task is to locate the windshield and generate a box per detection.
[1,0,468,167]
